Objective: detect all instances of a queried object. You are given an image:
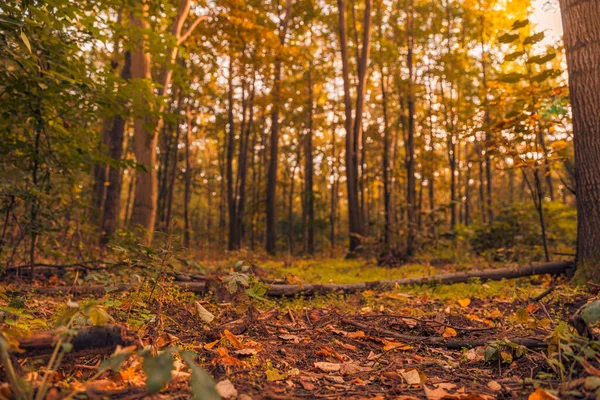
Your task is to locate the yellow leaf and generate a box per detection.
[442,327,457,338]
[458,298,471,308]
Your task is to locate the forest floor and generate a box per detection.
[0,256,597,399]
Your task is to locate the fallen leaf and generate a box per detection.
[194,302,215,323]
[347,331,365,339]
[266,368,287,382]
[314,362,341,373]
[334,339,357,351]
[317,346,344,362]
[442,327,457,338]
[400,368,427,386]
[458,299,471,308]
[581,359,600,377]
[224,329,244,349]
[487,380,502,391]
[204,340,219,350]
[383,341,414,351]
[528,388,560,400]
[299,380,315,390]
[463,347,484,363]
[233,348,258,356]
[340,362,372,375]
[279,334,301,343]
[216,379,238,399]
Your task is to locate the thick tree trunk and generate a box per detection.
[559,0,600,282]
[100,52,132,245]
[337,0,371,253]
[128,5,156,245]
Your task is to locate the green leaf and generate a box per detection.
[143,351,174,393]
[20,31,32,54]
[511,19,529,29]
[581,300,600,325]
[498,33,520,44]
[524,32,545,45]
[181,351,220,400]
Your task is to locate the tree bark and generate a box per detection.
[266,0,294,255]
[128,4,156,245]
[405,0,416,256]
[560,0,600,282]
[303,66,315,255]
[183,105,192,248]
[100,52,132,245]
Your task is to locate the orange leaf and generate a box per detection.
[442,327,457,338]
[528,387,560,400]
[458,298,471,308]
[224,329,244,349]
[383,340,414,351]
[347,331,365,339]
[204,339,219,350]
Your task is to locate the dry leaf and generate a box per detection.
[347,331,366,339]
[317,346,344,362]
[299,380,315,390]
[194,301,215,323]
[383,340,414,351]
[442,327,457,338]
[204,339,219,350]
[458,298,471,308]
[314,362,341,372]
[224,329,244,349]
[216,379,238,399]
[581,359,600,376]
[233,348,258,356]
[266,368,287,382]
[464,347,485,363]
[279,334,301,343]
[400,368,427,386]
[487,380,502,391]
[528,387,560,400]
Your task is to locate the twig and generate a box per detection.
[355,313,498,332]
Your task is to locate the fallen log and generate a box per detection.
[266,261,574,297]
[2,262,207,282]
[28,281,207,296]
[13,325,128,356]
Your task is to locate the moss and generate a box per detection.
[261,258,437,284]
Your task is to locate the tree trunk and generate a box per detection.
[337,0,371,253]
[128,4,156,245]
[304,67,315,255]
[226,55,237,251]
[183,106,192,248]
[266,0,294,255]
[405,0,416,256]
[100,52,132,245]
[559,0,600,282]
